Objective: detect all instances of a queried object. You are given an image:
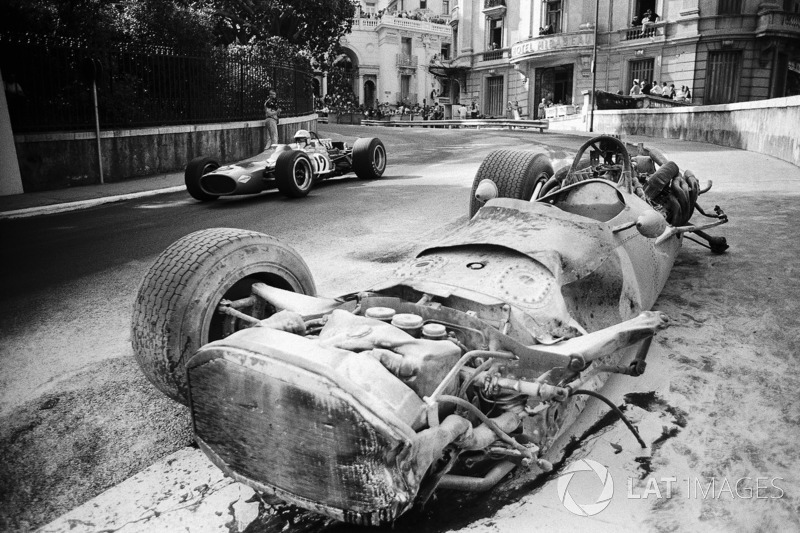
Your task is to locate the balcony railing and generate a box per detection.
[396,54,419,68]
[351,15,452,36]
[757,9,800,36]
[622,21,666,41]
[481,48,508,61]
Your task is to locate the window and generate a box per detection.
[630,58,655,88]
[441,43,451,60]
[632,0,657,22]
[453,27,459,55]
[486,76,504,116]
[420,0,427,8]
[488,18,503,49]
[443,0,450,13]
[544,1,562,33]
[706,50,741,104]
[718,0,742,14]
[401,37,412,57]
[401,74,411,101]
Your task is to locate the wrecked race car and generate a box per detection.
[131,135,728,526]
[184,129,386,201]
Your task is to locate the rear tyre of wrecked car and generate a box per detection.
[185,156,220,202]
[469,150,554,217]
[131,228,316,404]
[352,137,387,180]
[275,150,315,198]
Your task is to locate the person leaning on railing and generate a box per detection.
[264,88,281,150]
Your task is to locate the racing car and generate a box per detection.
[132,135,728,526]
[184,130,386,201]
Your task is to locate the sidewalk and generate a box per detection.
[0,171,185,220]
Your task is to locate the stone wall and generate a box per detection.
[554,95,800,168]
[13,115,317,192]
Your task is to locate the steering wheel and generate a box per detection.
[564,135,633,191]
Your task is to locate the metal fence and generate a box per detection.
[1,34,315,133]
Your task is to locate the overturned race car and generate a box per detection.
[132,135,728,526]
[184,129,386,201]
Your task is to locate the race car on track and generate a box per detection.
[133,135,728,526]
[184,130,386,201]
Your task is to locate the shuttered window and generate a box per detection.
[706,51,741,104]
[630,58,655,87]
[718,0,742,14]
[486,76,504,117]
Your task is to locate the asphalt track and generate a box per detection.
[1,126,799,532]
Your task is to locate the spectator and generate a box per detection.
[641,9,659,36]
[630,15,641,27]
[264,88,280,149]
[685,85,692,101]
[667,83,676,99]
[650,80,663,96]
[642,80,652,95]
[643,9,660,23]
[470,100,479,119]
[630,79,641,95]
[538,98,547,119]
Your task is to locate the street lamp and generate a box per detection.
[589,0,599,132]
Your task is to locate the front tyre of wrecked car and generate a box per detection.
[131,228,316,404]
[469,150,554,217]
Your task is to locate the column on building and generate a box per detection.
[358,74,365,105]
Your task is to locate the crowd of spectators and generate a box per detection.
[356,7,448,25]
[315,94,452,121]
[628,79,692,102]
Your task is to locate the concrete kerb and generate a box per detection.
[0,186,185,220]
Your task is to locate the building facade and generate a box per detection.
[439,0,800,118]
[321,1,454,109]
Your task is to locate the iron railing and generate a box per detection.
[1,34,314,133]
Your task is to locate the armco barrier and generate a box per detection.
[13,115,317,192]
[590,95,800,168]
[362,118,549,132]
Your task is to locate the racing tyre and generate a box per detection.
[131,228,316,404]
[185,156,220,202]
[352,137,387,179]
[276,150,314,198]
[469,150,554,217]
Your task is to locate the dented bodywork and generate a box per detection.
[134,135,728,526]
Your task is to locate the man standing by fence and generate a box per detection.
[264,88,280,149]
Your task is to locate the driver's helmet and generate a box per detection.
[293,129,310,146]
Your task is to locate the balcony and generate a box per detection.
[756,9,800,39]
[612,22,669,46]
[482,0,506,18]
[396,54,419,69]
[350,15,452,36]
[481,48,509,62]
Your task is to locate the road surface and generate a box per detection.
[1,126,799,533]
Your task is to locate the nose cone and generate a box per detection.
[475,179,499,203]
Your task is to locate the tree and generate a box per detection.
[0,0,216,50]
[204,0,355,60]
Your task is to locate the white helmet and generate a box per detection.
[294,129,310,145]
